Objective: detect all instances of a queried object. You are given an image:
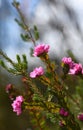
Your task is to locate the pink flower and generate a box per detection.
[82,69,83,74]
[6,84,13,93]
[77,113,83,121]
[11,96,24,115]
[59,108,69,117]
[69,63,83,75]
[30,67,44,78]
[62,57,83,75]
[59,120,65,127]
[62,57,73,68]
[33,44,50,57]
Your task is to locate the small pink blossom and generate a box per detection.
[77,113,83,121]
[11,96,24,115]
[59,120,65,127]
[33,44,50,57]
[62,57,73,68]
[30,67,44,78]
[69,63,83,75]
[6,84,13,93]
[59,108,69,117]
[62,57,83,75]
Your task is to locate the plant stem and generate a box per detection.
[12,0,36,46]
[33,112,43,130]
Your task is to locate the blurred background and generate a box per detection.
[0,0,83,130]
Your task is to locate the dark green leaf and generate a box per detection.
[34,25,39,40]
[22,54,27,63]
[20,34,30,41]
[15,18,25,29]
[16,54,21,63]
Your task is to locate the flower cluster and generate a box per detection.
[11,96,24,115]
[30,66,44,78]
[77,113,83,121]
[62,57,73,68]
[2,42,83,130]
[59,108,69,117]
[33,44,50,57]
[59,120,65,127]
[6,84,13,93]
[62,57,83,75]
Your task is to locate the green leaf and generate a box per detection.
[45,72,52,78]
[15,18,25,29]
[30,48,34,57]
[20,33,30,41]
[12,1,20,8]
[33,94,42,102]
[40,120,45,127]
[34,25,39,40]
[34,31,39,40]
[34,25,38,31]
[22,54,27,63]
[16,54,21,63]
[0,60,6,68]
[21,62,27,71]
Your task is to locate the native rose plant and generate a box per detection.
[2,44,83,130]
[0,1,83,130]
